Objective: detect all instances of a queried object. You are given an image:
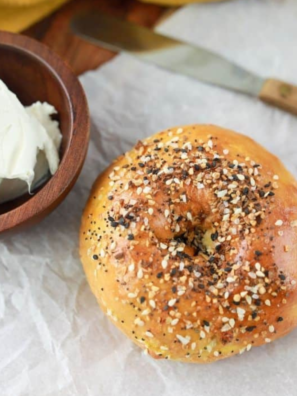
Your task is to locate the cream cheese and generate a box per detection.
[0,79,62,204]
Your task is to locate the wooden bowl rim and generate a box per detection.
[0,30,90,233]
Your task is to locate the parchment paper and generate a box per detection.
[1,0,297,395]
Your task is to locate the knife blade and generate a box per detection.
[71,12,297,116]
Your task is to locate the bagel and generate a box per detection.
[80,124,297,363]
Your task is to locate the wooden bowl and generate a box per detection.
[0,31,90,233]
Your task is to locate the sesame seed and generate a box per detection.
[233,294,241,302]
[176,335,191,345]
[275,220,283,226]
[227,277,235,283]
[149,300,156,309]
[134,318,144,326]
[128,263,135,272]
[161,259,168,269]
[256,270,265,278]
[237,307,246,321]
[160,346,168,351]
[168,299,177,307]
[221,323,232,332]
[187,212,193,221]
[229,318,235,328]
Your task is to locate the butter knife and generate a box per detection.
[71,12,297,116]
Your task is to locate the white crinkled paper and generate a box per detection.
[1,0,297,395]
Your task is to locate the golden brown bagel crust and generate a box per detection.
[80,125,297,363]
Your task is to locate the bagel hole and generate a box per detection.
[174,227,215,257]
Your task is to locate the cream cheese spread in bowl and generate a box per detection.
[0,79,62,204]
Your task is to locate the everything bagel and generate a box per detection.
[80,124,297,363]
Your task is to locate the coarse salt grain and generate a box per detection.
[275,220,283,226]
[217,190,227,198]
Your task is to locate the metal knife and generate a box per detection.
[71,12,297,116]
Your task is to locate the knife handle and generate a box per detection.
[259,78,297,116]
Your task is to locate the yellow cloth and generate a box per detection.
[0,0,69,33]
[140,0,223,4]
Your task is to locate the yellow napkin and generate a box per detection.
[140,0,224,5]
[0,0,69,33]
